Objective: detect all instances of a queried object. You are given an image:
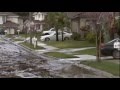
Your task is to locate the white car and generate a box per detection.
[40,31,72,41]
[42,28,55,34]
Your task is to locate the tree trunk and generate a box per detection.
[96,24,101,62]
[118,12,120,37]
[56,27,59,41]
[62,29,64,41]
[35,29,38,47]
[30,29,32,45]
[29,12,32,45]
[78,18,84,39]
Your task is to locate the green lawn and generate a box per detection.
[21,42,44,50]
[19,34,29,38]
[13,39,24,41]
[45,40,95,49]
[73,48,96,55]
[45,52,78,58]
[19,32,42,39]
[5,35,14,38]
[81,61,120,76]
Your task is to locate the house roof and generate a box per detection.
[2,21,19,28]
[0,12,19,16]
[66,12,82,19]
[66,12,115,21]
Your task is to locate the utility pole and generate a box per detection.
[29,12,32,45]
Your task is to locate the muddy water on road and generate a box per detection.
[0,39,106,78]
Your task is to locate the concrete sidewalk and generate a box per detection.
[59,55,113,61]
[12,40,113,61]
[37,41,58,50]
[34,41,113,61]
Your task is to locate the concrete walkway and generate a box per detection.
[35,41,113,61]
[36,41,95,53]
[37,42,58,50]
[57,47,95,53]
[59,55,113,61]
[12,40,113,61]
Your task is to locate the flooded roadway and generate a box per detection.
[0,36,114,78]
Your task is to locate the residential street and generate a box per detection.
[0,12,119,78]
[0,36,116,78]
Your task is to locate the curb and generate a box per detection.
[3,37,58,61]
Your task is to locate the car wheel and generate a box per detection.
[113,50,120,59]
[64,37,69,40]
[45,38,50,41]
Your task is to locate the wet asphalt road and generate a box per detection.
[0,36,114,78]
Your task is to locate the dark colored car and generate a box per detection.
[0,29,5,35]
[100,38,120,59]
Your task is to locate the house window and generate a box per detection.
[0,16,3,24]
[38,24,40,29]
[42,14,44,20]
[39,14,41,20]
[2,16,6,23]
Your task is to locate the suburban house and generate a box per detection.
[66,12,119,39]
[0,12,23,34]
[33,12,47,32]
[24,12,47,33]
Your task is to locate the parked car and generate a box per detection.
[0,29,5,35]
[40,31,72,41]
[100,38,120,59]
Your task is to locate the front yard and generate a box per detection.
[73,48,96,55]
[44,52,78,58]
[45,40,95,49]
[81,60,120,76]
[13,38,24,41]
[21,42,44,50]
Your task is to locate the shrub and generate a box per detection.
[86,32,96,43]
[71,32,81,41]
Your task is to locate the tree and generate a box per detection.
[14,12,35,45]
[29,12,33,45]
[45,12,70,41]
[114,16,120,37]
[14,12,29,22]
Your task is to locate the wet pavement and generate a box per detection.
[0,36,117,78]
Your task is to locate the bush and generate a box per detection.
[86,32,96,43]
[71,32,81,41]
